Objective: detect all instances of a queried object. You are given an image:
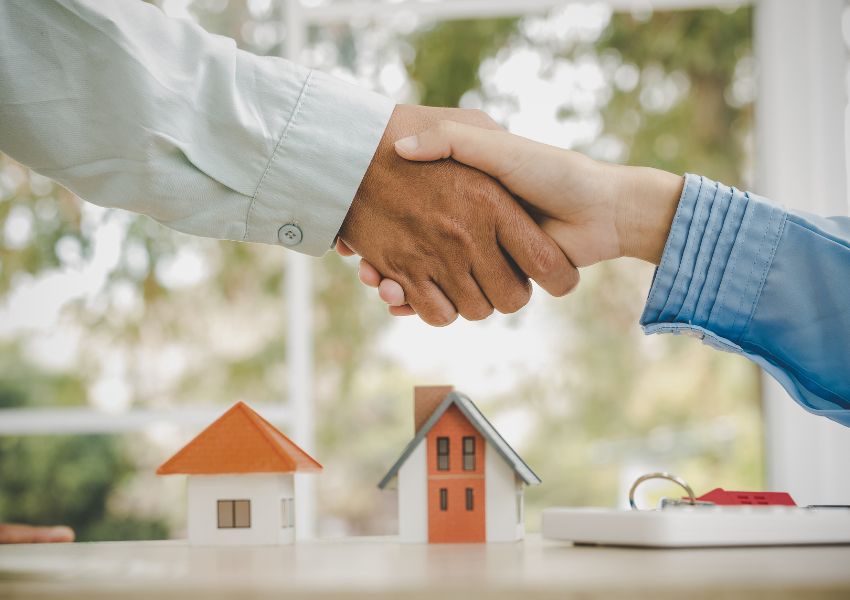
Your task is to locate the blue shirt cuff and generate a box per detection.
[640,173,787,344]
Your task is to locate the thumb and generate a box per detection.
[394,120,521,180]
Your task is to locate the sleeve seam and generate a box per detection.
[712,190,749,336]
[737,211,787,343]
[243,69,314,241]
[729,197,777,341]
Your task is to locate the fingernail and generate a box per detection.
[394,135,419,153]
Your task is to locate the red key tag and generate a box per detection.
[692,488,797,506]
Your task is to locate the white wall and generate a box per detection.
[484,443,523,542]
[397,442,428,543]
[187,473,295,546]
[754,0,850,504]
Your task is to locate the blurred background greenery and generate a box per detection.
[0,0,759,540]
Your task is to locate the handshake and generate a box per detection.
[336,105,684,325]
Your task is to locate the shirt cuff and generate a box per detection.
[245,68,395,257]
[640,173,787,346]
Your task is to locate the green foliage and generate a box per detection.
[595,8,753,184]
[0,358,167,539]
[0,434,166,541]
[407,19,519,107]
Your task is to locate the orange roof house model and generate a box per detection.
[378,386,541,544]
[157,401,322,546]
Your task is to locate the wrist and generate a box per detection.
[612,165,683,265]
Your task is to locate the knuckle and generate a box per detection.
[437,215,476,253]
[527,243,566,278]
[461,302,494,322]
[494,281,532,314]
[408,282,456,327]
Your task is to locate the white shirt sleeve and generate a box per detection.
[0,0,394,256]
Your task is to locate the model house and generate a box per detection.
[378,386,541,543]
[157,401,322,546]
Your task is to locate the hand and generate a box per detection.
[0,523,75,543]
[337,105,579,326]
[355,120,683,314]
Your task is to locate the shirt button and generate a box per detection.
[278,223,303,247]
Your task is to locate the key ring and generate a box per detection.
[629,472,696,510]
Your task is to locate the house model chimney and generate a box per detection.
[414,385,454,433]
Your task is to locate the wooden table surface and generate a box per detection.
[1,535,849,599]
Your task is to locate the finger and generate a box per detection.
[358,259,382,288]
[404,280,458,327]
[493,199,579,297]
[389,305,416,317]
[434,273,493,322]
[394,120,527,180]
[378,278,406,306]
[335,239,356,257]
[472,251,532,315]
[0,524,75,544]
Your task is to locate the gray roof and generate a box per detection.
[377,391,541,489]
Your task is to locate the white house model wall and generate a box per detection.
[397,441,428,544]
[485,442,524,542]
[187,473,296,546]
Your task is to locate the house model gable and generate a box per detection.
[378,390,541,490]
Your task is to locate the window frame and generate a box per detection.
[281,497,295,528]
[462,436,476,471]
[217,499,251,529]
[439,487,448,511]
[465,487,474,511]
[436,436,450,471]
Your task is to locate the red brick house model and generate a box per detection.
[378,386,541,543]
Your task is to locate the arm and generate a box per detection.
[640,174,850,427]
[0,0,392,257]
[378,121,850,427]
[1,1,578,326]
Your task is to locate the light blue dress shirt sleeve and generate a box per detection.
[0,0,395,256]
[640,174,850,427]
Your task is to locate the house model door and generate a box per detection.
[426,406,486,543]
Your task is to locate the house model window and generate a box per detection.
[281,498,295,528]
[462,436,476,470]
[466,488,474,511]
[218,499,251,529]
[439,488,448,511]
[436,437,449,471]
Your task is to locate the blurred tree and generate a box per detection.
[0,349,167,540]
[408,19,519,107]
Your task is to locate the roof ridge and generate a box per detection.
[247,403,323,471]
[234,401,297,471]
[377,390,540,489]
[453,392,540,484]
